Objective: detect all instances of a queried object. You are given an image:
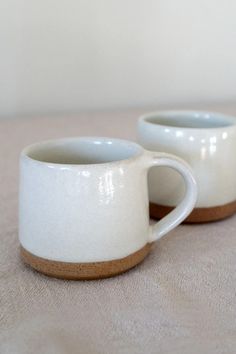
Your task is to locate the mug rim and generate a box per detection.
[21,136,144,167]
[139,110,236,131]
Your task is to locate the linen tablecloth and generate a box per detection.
[1,104,236,354]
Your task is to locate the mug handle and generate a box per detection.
[143,151,197,242]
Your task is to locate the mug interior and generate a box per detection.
[24,137,142,165]
[143,111,235,129]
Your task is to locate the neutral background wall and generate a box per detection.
[1,0,236,119]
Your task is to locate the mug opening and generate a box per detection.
[143,111,236,129]
[23,137,143,165]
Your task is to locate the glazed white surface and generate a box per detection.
[19,137,197,262]
[138,111,236,208]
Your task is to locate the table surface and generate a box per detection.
[1,104,236,354]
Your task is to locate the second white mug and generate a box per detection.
[138,110,236,222]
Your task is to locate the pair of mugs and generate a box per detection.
[19,111,236,280]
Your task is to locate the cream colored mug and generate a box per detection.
[138,110,236,222]
[19,137,197,279]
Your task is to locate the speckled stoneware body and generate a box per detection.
[19,137,197,279]
[138,111,236,222]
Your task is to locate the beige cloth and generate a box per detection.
[1,105,236,354]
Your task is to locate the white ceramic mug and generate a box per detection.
[19,137,197,279]
[138,110,236,223]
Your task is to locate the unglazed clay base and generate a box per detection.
[150,200,236,223]
[20,244,152,280]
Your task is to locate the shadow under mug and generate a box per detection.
[138,111,236,223]
[19,137,197,280]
